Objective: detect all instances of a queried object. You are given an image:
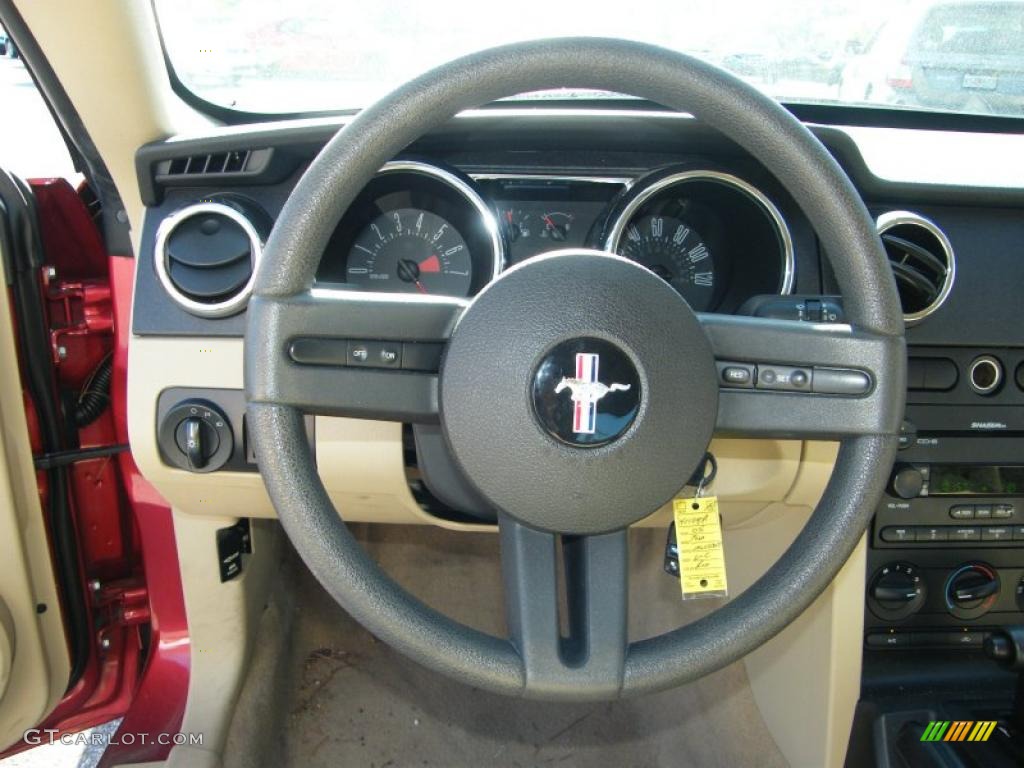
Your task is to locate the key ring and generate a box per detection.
[694,452,717,498]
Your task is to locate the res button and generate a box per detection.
[717,362,755,388]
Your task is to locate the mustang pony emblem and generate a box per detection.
[554,352,631,434]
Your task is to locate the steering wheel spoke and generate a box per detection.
[500,516,628,700]
[245,288,464,421]
[702,314,905,439]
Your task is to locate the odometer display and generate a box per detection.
[347,208,472,297]
[619,214,716,310]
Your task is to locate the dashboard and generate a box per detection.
[312,161,793,313]
[125,105,1024,766]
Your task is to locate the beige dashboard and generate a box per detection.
[129,333,833,529]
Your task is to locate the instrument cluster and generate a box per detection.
[316,160,795,313]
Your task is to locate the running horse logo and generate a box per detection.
[554,352,631,434]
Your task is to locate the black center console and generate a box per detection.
[856,346,1024,767]
[867,346,1024,650]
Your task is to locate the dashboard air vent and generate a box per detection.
[156,148,272,179]
[154,201,265,318]
[876,211,955,325]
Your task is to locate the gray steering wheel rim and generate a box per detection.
[245,37,904,698]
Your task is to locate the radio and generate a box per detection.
[877,460,1024,548]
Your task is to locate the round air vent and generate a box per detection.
[154,201,265,318]
[876,211,955,325]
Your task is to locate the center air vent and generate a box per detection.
[154,201,266,318]
[876,211,955,325]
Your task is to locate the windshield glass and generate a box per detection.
[155,0,1024,118]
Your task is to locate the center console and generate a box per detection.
[866,346,1024,649]
[857,346,1024,767]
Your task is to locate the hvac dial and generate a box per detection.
[346,208,472,297]
[618,215,716,310]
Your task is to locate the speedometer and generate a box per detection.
[619,215,715,309]
[604,168,795,313]
[347,208,472,297]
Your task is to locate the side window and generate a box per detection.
[0,26,79,182]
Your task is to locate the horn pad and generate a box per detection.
[439,249,718,534]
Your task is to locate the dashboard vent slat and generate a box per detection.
[876,211,955,325]
[157,149,260,179]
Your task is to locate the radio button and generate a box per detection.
[891,466,926,500]
[1014,526,1024,541]
[975,505,993,519]
[898,420,917,450]
[982,526,1012,542]
[950,505,975,520]
[881,526,915,543]
[915,527,948,542]
[994,504,1015,519]
[949,527,980,542]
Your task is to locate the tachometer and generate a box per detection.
[619,215,716,309]
[347,208,472,297]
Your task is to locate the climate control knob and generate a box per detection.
[945,563,1000,620]
[868,562,926,620]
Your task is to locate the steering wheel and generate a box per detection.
[245,38,905,701]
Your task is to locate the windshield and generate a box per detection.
[154,0,1024,118]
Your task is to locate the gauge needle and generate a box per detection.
[419,254,441,273]
[414,280,428,294]
[543,214,566,241]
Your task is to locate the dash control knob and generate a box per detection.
[945,563,999,620]
[868,562,926,620]
[890,465,925,499]
[158,399,234,473]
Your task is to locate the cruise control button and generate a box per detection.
[789,369,810,388]
[349,342,371,365]
[950,505,975,520]
[378,343,401,368]
[721,366,753,387]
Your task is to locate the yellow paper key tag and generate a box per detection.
[673,496,728,600]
